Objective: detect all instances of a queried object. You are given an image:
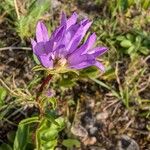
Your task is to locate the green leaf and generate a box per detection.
[119,0,128,11]
[139,47,149,55]
[50,117,65,131]
[25,143,35,150]
[102,67,116,80]
[135,36,142,43]
[41,129,58,141]
[0,143,12,150]
[43,140,57,149]
[128,0,135,6]
[62,139,81,148]
[116,35,126,41]
[127,45,135,54]
[19,116,39,125]
[80,66,99,78]
[120,40,132,48]
[36,117,65,150]
[0,86,7,106]
[45,114,59,126]
[126,33,134,42]
[122,87,129,108]
[7,131,16,144]
[142,0,150,9]
[33,54,40,65]
[55,117,65,128]
[48,97,57,109]
[36,118,47,149]
[91,78,121,99]
[13,124,29,150]
[59,78,76,88]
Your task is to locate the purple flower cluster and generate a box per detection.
[31,12,107,71]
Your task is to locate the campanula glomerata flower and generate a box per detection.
[31,12,108,72]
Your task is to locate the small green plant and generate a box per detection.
[0,86,7,106]
[16,0,51,40]
[93,0,150,17]
[92,14,150,62]
[0,0,51,40]
[117,32,150,59]
[0,12,108,149]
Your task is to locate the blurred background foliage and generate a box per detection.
[0,0,51,40]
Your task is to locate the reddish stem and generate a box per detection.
[36,74,52,102]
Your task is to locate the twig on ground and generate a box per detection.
[103,99,119,111]
[127,128,150,135]
[111,102,120,117]
[0,47,32,51]
[121,119,134,133]
[14,0,20,19]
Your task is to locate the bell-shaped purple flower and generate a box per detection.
[31,12,108,72]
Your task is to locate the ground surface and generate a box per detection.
[1,49,150,149]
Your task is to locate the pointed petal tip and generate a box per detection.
[39,55,53,68]
[36,21,44,28]
[91,32,97,39]
[95,61,105,72]
[31,38,37,52]
[101,47,108,51]
[102,47,108,53]
[72,12,78,17]
[61,11,65,15]
[36,20,49,42]
[61,11,66,19]
[93,46,108,56]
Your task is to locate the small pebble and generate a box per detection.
[81,111,95,128]
[86,100,95,108]
[117,135,139,150]
[89,126,98,135]
[71,124,88,139]
[96,112,109,120]
[83,136,97,146]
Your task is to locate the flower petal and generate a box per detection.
[34,42,46,55]
[67,33,96,61]
[70,60,95,69]
[62,24,80,46]
[31,12,108,71]
[54,44,66,58]
[88,47,108,57]
[66,12,78,29]
[31,39,37,53]
[68,54,95,66]
[94,61,105,72]
[52,26,65,42]
[38,54,53,68]
[67,21,92,54]
[70,60,105,71]
[48,26,66,52]
[34,41,52,56]
[71,33,96,56]
[82,33,96,54]
[60,12,67,26]
[36,21,49,42]
[67,36,82,54]
[61,12,78,29]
